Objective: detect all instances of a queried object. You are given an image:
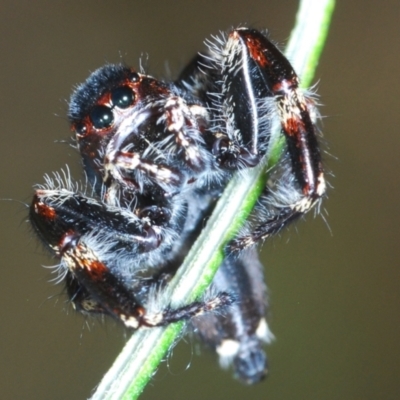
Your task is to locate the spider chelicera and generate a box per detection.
[29,28,325,384]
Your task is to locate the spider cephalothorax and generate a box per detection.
[30,28,325,384]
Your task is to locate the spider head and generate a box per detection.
[68,64,170,191]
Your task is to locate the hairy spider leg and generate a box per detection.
[187,28,325,249]
[224,29,326,249]
[30,191,232,329]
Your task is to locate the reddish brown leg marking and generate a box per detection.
[225,29,326,250]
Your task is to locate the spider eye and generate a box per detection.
[111,86,135,109]
[90,105,114,129]
[74,122,87,136]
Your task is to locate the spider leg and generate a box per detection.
[161,94,210,172]
[30,190,232,329]
[216,28,326,249]
[65,271,107,315]
[62,233,232,328]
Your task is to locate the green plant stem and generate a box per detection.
[90,1,335,399]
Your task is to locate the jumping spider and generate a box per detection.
[30,28,325,384]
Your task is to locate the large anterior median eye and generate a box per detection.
[111,86,135,109]
[90,105,114,129]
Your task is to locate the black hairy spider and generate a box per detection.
[29,28,325,384]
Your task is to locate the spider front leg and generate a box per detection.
[30,188,232,329]
[214,28,326,249]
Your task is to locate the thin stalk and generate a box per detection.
[90,1,335,399]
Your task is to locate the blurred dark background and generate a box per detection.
[1,1,399,399]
